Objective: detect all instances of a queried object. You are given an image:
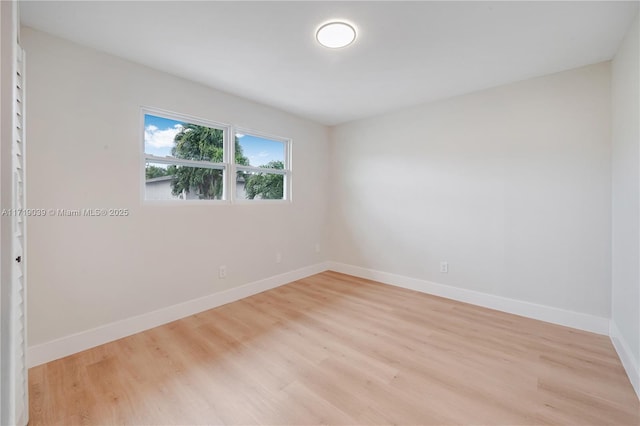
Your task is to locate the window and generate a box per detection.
[142,109,291,202]
[143,111,228,201]
[234,131,289,200]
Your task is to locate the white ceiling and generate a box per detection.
[20,1,638,126]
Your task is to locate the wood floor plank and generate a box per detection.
[29,271,640,425]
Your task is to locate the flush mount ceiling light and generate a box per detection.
[316,21,357,49]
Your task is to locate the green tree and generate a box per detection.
[170,124,248,199]
[245,161,284,200]
[145,165,169,179]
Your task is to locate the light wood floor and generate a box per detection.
[29,271,639,425]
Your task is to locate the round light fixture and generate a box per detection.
[316,22,356,49]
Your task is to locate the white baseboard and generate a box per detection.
[27,262,329,368]
[327,262,610,335]
[28,261,614,369]
[610,320,640,400]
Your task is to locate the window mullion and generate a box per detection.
[228,127,235,202]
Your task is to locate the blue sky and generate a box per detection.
[144,115,183,157]
[144,114,284,166]
[236,134,284,167]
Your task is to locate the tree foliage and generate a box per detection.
[244,161,284,200]
[145,165,169,179]
[169,124,248,199]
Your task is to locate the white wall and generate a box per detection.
[329,62,612,321]
[611,13,640,397]
[22,28,329,348]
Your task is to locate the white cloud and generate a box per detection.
[145,123,183,149]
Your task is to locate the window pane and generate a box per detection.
[145,161,224,200]
[236,171,284,200]
[235,133,285,168]
[144,114,225,162]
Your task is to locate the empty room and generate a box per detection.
[1,0,639,424]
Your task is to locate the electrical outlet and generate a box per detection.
[276,251,282,264]
[315,243,321,253]
[219,265,227,279]
[440,261,448,273]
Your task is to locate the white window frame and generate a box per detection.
[141,107,292,204]
[231,127,292,203]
